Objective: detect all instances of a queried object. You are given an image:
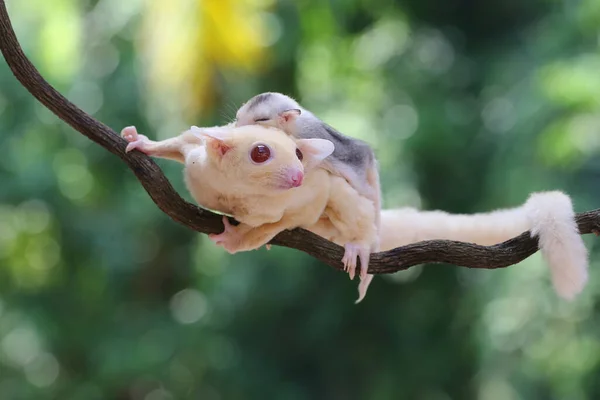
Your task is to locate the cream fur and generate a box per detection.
[121,124,378,303]
[121,125,587,302]
[235,92,383,252]
[376,191,588,300]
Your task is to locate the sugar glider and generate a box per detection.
[121,124,378,302]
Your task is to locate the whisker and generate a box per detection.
[219,111,230,122]
[218,102,235,123]
[224,99,239,120]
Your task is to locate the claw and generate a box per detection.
[342,243,361,280]
[126,141,144,153]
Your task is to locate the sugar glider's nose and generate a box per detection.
[289,169,304,187]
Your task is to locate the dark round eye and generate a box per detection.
[250,144,271,163]
[295,148,303,161]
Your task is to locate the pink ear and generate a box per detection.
[207,139,232,157]
[190,126,234,158]
[279,109,301,124]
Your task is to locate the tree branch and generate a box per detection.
[1,0,598,275]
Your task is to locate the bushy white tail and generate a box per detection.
[369,191,588,300]
[523,192,588,299]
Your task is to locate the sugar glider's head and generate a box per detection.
[235,92,302,131]
[190,124,333,191]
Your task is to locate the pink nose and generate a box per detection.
[290,170,304,187]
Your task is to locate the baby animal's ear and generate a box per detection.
[190,125,234,157]
[279,109,301,124]
[296,139,334,169]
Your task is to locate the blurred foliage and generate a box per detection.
[1,0,600,399]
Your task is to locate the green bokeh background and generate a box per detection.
[1,0,600,399]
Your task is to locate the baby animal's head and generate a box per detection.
[234,92,302,131]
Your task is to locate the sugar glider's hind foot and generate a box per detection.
[341,243,370,282]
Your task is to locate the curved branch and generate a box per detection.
[1,0,598,275]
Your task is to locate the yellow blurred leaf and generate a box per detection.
[138,0,271,124]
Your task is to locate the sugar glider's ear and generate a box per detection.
[190,125,234,157]
[296,138,334,169]
[278,109,301,124]
[190,125,232,141]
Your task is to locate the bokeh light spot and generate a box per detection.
[1,328,42,367]
[17,200,51,234]
[170,289,208,324]
[24,352,60,388]
[383,104,419,139]
[481,97,516,133]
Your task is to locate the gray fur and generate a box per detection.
[244,93,272,111]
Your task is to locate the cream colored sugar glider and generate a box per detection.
[121,124,378,303]
[234,92,382,250]
[121,123,587,301]
[378,192,589,300]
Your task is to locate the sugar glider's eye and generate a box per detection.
[250,144,271,164]
[295,148,303,161]
[254,118,270,122]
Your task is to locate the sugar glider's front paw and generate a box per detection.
[121,126,150,154]
[209,216,244,254]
